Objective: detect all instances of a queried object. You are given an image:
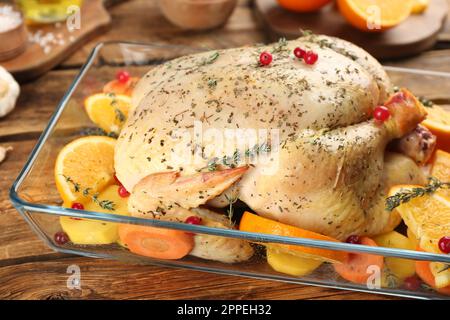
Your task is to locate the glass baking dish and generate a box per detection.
[9,42,450,300]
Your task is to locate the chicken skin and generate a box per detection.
[115,35,430,249]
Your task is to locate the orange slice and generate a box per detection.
[421,104,450,153]
[431,150,450,200]
[337,0,413,32]
[388,185,450,254]
[55,136,116,207]
[239,211,348,263]
[84,93,131,135]
[411,0,429,14]
[276,0,332,12]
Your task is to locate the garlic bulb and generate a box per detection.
[0,145,12,164]
[0,66,19,118]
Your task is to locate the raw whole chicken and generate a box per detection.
[115,35,433,261]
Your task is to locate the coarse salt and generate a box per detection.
[29,29,71,55]
[0,5,22,33]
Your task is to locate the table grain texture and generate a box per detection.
[1,0,449,300]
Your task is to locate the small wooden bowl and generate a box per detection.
[158,0,238,30]
[0,13,27,61]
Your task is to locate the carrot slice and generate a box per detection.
[103,77,139,96]
[334,237,384,285]
[238,212,348,263]
[415,248,450,295]
[118,224,194,260]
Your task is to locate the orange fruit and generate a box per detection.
[411,0,429,14]
[337,0,413,32]
[421,104,450,153]
[416,248,450,294]
[239,211,348,263]
[276,0,332,13]
[84,93,131,135]
[431,150,450,200]
[388,185,450,254]
[55,136,116,207]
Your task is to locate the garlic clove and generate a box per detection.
[0,145,12,164]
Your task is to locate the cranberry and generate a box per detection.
[346,235,361,244]
[54,231,69,245]
[259,51,272,66]
[71,202,84,210]
[118,185,130,198]
[403,276,422,291]
[114,174,121,184]
[373,106,391,122]
[294,47,306,59]
[438,236,450,254]
[116,70,130,84]
[304,51,318,65]
[185,216,202,225]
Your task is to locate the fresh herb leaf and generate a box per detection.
[418,96,434,108]
[115,108,126,122]
[199,52,220,66]
[225,193,238,226]
[386,177,450,211]
[271,37,288,53]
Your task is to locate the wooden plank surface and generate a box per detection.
[1,0,450,300]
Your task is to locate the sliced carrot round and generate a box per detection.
[415,248,450,295]
[334,237,384,285]
[118,224,194,260]
[238,211,348,263]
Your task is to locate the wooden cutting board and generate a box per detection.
[255,0,449,60]
[2,0,111,82]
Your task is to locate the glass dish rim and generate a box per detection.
[9,41,450,265]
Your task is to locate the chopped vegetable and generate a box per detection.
[118,224,194,260]
[334,237,384,285]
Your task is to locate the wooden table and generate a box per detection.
[1,0,449,300]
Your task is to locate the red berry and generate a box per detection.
[259,51,272,66]
[118,185,130,198]
[438,236,450,254]
[54,231,69,245]
[71,202,84,210]
[185,216,202,225]
[373,106,391,122]
[346,235,361,244]
[294,47,306,59]
[304,51,318,65]
[114,174,121,185]
[116,70,130,84]
[403,276,422,291]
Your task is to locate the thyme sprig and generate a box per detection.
[62,175,116,211]
[224,193,238,226]
[385,177,450,211]
[271,37,288,53]
[202,142,272,172]
[418,96,434,107]
[80,127,119,139]
[199,52,220,66]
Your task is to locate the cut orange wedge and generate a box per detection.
[55,136,116,207]
[388,185,450,254]
[276,0,332,12]
[337,0,413,32]
[421,104,450,153]
[431,150,450,200]
[84,93,131,135]
[239,212,348,263]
